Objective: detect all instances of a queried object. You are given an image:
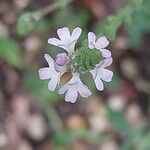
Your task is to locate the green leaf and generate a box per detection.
[53,130,75,145]
[52,129,107,145]
[128,0,150,48]
[17,11,42,36]
[102,16,122,41]
[0,38,22,67]
[24,70,62,103]
[105,75,122,92]
[107,107,134,136]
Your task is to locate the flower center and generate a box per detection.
[73,47,101,73]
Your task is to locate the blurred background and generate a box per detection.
[0,0,150,150]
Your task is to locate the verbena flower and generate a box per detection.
[88,32,111,58]
[58,73,92,103]
[90,57,113,91]
[48,27,82,55]
[38,27,113,103]
[38,54,67,91]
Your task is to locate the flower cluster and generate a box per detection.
[38,27,113,103]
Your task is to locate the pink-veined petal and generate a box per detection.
[88,32,96,49]
[38,67,51,80]
[57,27,70,42]
[96,36,109,49]
[98,68,113,82]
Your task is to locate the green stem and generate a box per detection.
[39,100,63,133]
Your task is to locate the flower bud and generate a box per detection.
[55,53,67,66]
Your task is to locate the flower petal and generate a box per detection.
[94,77,104,91]
[48,75,60,91]
[90,69,97,79]
[78,84,92,98]
[101,57,113,68]
[71,27,82,41]
[58,84,69,94]
[65,87,78,103]
[101,49,111,58]
[44,54,54,67]
[96,36,109,49]
[47,38,62,46]
[98,68,113,82]
[67,73,80,84]
[38,67,51,80]
[88,32,96,49]
[57,27,70,42]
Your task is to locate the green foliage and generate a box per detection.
[128,0,150,48]
[96,0,144,41]
[17,11,42,36]
[107,107,137,150]
[101,16,122,41]
[106,74,122,92]
[130,0,143,8]
[138,132,150,150]
[107,108,133,136]
[58,0,72,8]
[24,70,62,103]
[0,38,22,67]
[52,6,89,30]
[53,129,108,146]
[73,47,101,73]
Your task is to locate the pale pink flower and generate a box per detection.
[48,27,82,55]
[38,54,67,91]
[90,57,113,91]
[59,73,92,103]
[88,32,111,58]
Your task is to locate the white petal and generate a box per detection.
[47,38,62,46]
[58,84,69,94]
[90,69,97,79]
[57,27,70,42]
[71,27,82,41]
[96,36,109,49]
[88,32,96,49]
[101,49,111,58]
[78,84,92,98]
[98,68,113,82]
[94,77,104,91]
[48,75,60,91]
[62,42,75,55]
[38,67,51,80]
[48,37,73,52]
[68,73,80,84]
[101,57,113,68]
[65,87,78,103]
[44,54,54,67]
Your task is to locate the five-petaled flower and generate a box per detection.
[38,27,113,103]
